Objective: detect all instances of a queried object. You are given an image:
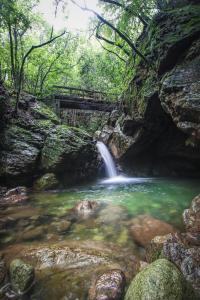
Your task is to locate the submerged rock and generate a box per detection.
[129,215,176,246]
[124,259,184,300]
[97,204,128,225]
[72,200,100,219]
[2,240,139,300]
[88,269,126,300]
[33,173,59,191]
[48,220,71,234]
[22,226,45,241]
[9,259,35,293]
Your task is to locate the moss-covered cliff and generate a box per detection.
[0,89,99,187]
[99,2,200,177]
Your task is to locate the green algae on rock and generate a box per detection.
[33,173,59,191]
[125,259,184,300]
[9,259,35,293]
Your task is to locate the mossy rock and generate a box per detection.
[41,125,92,171]
[31,101,60,124]
[9,259,35,292]
[125,259,184,300]
[33,173,59,191]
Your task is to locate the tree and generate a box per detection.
[71,0,149,64]
[15,30,66,111]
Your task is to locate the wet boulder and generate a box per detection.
[70,200,100,220]
[145,234,172,263]
[9,259,35,293]
[0,186,28,205]
[129,215,176,246]
[33,173,59,191]
[125,259,184,300]
[183,194,200,244]
[88,269,126,300]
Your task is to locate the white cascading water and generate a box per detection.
[96,141,117,178]
[96,141,152,184]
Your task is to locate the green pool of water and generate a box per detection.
[0,177,199,249]
[31,177,199,226]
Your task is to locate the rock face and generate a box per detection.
[2,240,139,300]
[99,3,200,176]
[9,259,35,292]
[88,269,126,300]
[124,259,184,300]
[0,92,99,187]
[129,215,176,246]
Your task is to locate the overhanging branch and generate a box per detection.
[70,0,149,65]
[96,23,130,56]
[99,0,149,27]
[96,38,126,63]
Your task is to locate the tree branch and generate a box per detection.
[15,31,66,111]
[71,0,149,65]
[96,38,127,63]
[96,23,130,56]
[99,0,149,27]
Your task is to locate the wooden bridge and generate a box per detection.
[51,85,119,117]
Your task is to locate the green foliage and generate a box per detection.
[0,0,129,99]
[0,0,159,108]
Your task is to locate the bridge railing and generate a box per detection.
[52,85,118,102]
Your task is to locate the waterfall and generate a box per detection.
[96,141,117,178]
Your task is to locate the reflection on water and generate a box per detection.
[0,178,199,249]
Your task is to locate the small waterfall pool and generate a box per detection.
[0,144,199,299]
